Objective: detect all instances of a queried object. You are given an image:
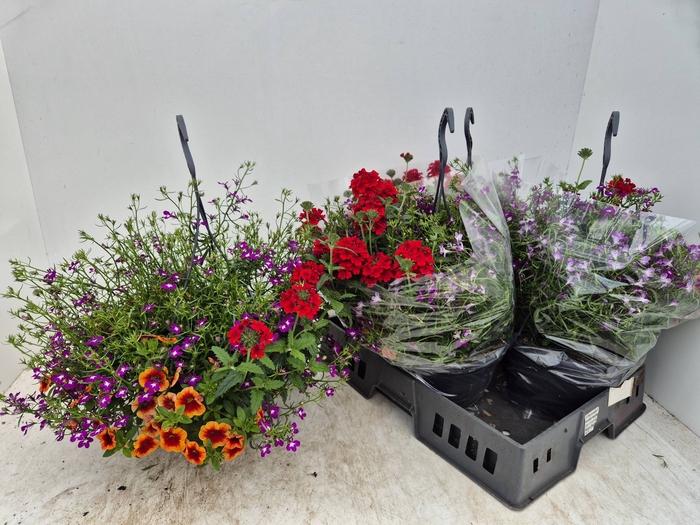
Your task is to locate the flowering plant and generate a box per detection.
[497,152,700,368]
[299,154,513,378]
[0,164,351,469]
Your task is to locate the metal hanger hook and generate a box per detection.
[464,107,475,168]
[598,111,620,193]
[433,108,455,214]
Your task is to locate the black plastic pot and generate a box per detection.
[502,345,645,420]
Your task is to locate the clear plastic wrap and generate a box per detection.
[352,157,514,375]
[494,156,700,416]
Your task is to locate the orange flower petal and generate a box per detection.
[157,392,177,411]
[198,421,232,448]
[132,434,160,458]
[39,377,52,393]
[175,387,206,417]
[225,433,245,449]
[141,420,162,437]
[255,407,264,422]
[183,440,207,465]
[138,368,169,392]
[223,443,245,461]
[160,426,188,453]
[133,399,157,420]
[97,427,117,451]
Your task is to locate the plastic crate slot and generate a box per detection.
[636,385,640,398]
[533,457,539,473]
[625,397,630,405]
[448,425,461,448]
[546,448,552,462]
[465,436,478,461]
[357,361,367,380]
[347,359,355,372]
[432,413,444,437]
[483,448,498,474]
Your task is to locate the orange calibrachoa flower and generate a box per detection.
[160,426,188,453]
[198,421,231,448]
[132,434,159,458]
[39,376,52,393]
[141,419,162,437]
[223,441,245,461]
[138,367,169,392]
[226,433,245,449]
[97,427,117,451]
[256,407,264,422]
[131,398,157,419]
[175,387,206,417]
[183,440,206,465]
[157,392,177,411]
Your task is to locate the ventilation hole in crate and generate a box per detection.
[465,436,478,461]
[448,425,461,448]
[347,359,355,372]
[636,385,640,398]
[432,413,444,437]
[547,448,552,462]
[533,458,539,473]
[625,397,630,405]
[483,448,498,474]
[502,430,510,437]
[564,428,568,433]
[357,361,367,380]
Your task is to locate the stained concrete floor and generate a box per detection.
[1,370,699,525]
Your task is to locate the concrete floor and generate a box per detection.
[0,370,699,525]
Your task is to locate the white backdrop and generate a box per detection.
[2,0,698,434]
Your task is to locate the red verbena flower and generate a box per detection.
[313,238,330,258]
[427,160,451,178]
[395,240,435,278]
[332,237,370,280]
[607,176,637,197]
[227,318,275,359]
[350,199,388,236]
[361,252,400,287]
[299,207,326,226]
[280,283,322,320]
[291,261,325,287]
[403,168,423,183]
[349,169,397,204]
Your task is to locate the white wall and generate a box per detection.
[0,37,48,391]
[0,0,600,265]
[568,0,700,434]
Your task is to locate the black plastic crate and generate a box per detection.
[341,335,646,509]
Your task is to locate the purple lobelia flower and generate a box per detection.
[195,318,208,329]
[142,303,155,313]
[296,407,306,420]
[85,336,103,347]
[277,315,295,333]
[260,443,272,458]
[116,363,131,378]
[161,282,177,291]
[286,438,300,452]
[97,394,111,408]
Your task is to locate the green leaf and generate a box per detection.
[214,370,244,400]
[141,463,158,471]
[287,356,306,371]
[122,448,132,458]
[289,373,306,391]
[258,355,276,370]
[249,389,264,412]
[313,319,329,330]
[236,361,264,375]
[264,340,287,354]
[330,299,346,316]
[125,426,138,442]
[264,379,285,390]
[316,273,330,289]
[236,406,246,420]
[289,348,306,363]
[211,346,233,365]
[309,360,330,373]
[211,456,221,471]
[295,332,317,351]
[251,376,265,388]
[577,179,593,190]
[103,447,120,458]
[223,399,235,416]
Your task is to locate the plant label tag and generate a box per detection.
[608,378,634,406]
[584,406,599,436]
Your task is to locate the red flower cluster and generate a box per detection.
[280,284,322,319]
[227,318,275,359]
[299,207,326,227]
[291,261,325,287]
[313,238,330,258]
[361,252,400,287]
[332,236,370,280]
[426,160,451,178]
[349,169,397,235]
[403,168,423,183]
[395,240,435,278]
[607,176,637,197]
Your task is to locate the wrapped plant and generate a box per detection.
[0,163,351,469]
[496,153,700,396]
[299,154,513,406]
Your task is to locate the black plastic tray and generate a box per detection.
[341,335,646,509]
